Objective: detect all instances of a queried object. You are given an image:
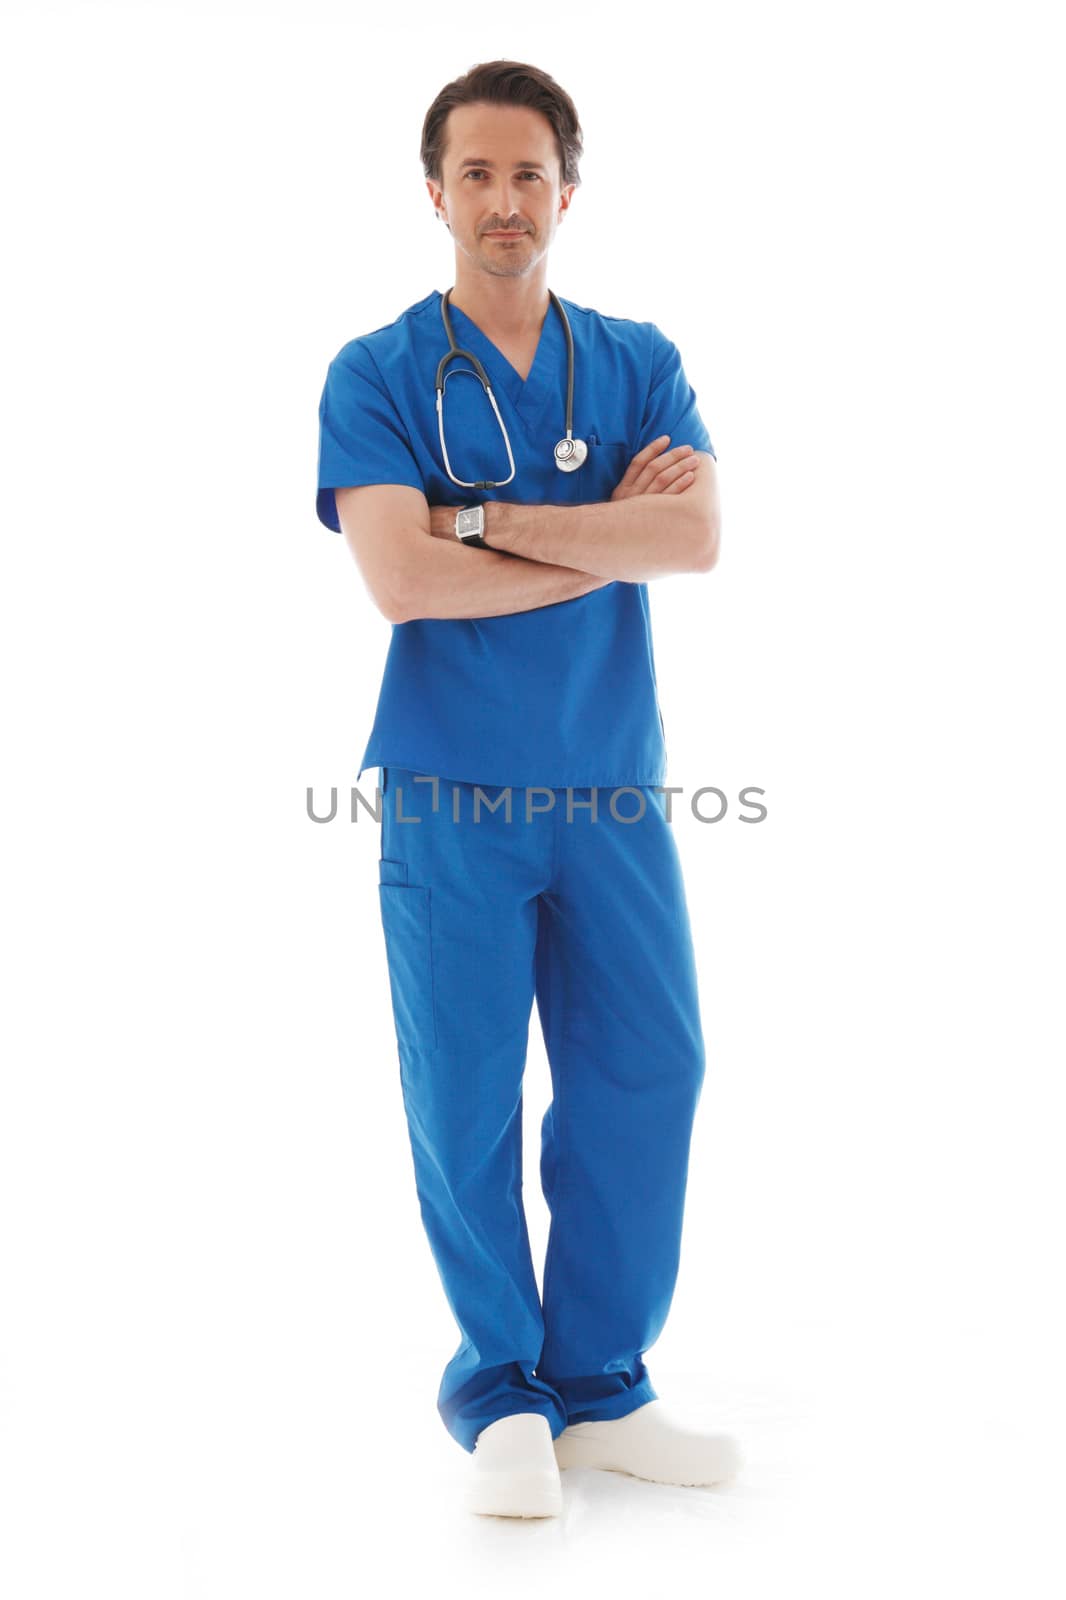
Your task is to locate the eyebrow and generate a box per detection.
[458,158,548,171]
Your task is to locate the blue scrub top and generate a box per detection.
[316,288,715,787]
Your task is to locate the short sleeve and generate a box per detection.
[636,324,716,460]
[316,342,425,533]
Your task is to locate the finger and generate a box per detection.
[617,434,676,488]
[656,455,700,488]
[629,444,695,493]
[628,447,693,493]
[630,434,672,464]
[646,459,699,494]
[663,469,697,494]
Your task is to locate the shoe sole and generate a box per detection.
[464,1468,563,1518]
[553,1434,744,1485]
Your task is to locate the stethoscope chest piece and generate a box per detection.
[554,435,588,472]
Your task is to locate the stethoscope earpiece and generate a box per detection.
[437,287,585,489]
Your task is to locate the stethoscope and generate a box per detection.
[435,286,587,490]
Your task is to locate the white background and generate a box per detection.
[2,1,1064,1595]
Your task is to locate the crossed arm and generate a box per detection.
[335,440,720,624]
[473,452,718,583]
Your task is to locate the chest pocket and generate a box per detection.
[585,436,631,499]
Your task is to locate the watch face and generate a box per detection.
[457,507,482,537]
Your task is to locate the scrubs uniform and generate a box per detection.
[316,289,717,1452]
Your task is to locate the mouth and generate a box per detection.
[485,230,528,238]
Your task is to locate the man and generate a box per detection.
[315,60,742,1517]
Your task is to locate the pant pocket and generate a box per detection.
[378,858,437,1051]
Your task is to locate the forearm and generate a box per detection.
[481,493,710,582]
[398,538,610,622]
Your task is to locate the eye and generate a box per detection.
[464,169,542,181]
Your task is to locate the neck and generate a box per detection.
[447,266,550,340]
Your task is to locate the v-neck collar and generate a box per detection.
[435,289,563,431]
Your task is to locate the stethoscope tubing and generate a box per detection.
[435,288,582,490]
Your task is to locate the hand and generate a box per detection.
[610,435,701,502]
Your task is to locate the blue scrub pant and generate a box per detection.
[376,765,707,1454]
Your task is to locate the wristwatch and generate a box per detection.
[455,504,489,549]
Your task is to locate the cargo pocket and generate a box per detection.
[377,857,438,1051]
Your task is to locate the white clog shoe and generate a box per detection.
[553,1399,743,1487]
[464,1413,564,1518]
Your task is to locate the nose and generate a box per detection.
[484,180,529,229]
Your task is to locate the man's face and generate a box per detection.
[429,101,574,279]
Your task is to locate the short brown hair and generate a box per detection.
[421,60,583,190]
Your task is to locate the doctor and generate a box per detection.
[316,58,741,1518]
